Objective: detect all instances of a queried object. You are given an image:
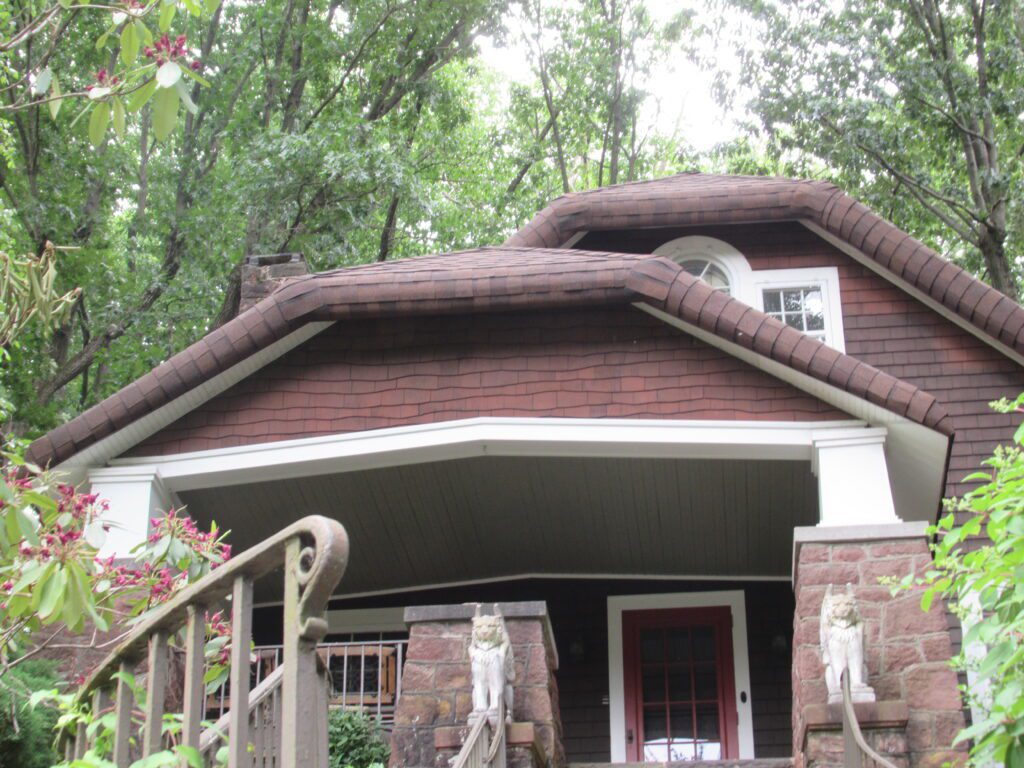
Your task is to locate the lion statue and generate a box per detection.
[468,606,515,727]
[820,584,875,704]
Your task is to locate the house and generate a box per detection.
[29,174,1024,768]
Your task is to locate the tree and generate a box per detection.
[715,0,1024,298]
[895,393,1024,768]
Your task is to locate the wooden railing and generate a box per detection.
[841,671,899,768]
[450,698,507,768]
[60,515,349,768]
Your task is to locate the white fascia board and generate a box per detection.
[107,416,867,493]
[635,302,949,523]
[607,590,754,760]
[800,220,1024,368]
[58,321,334,472]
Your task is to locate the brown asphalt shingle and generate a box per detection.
[506,173,1024,360]
[28,176,968,468]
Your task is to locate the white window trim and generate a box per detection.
[607,590,755,761]
[653,237,846,352]
[750,267,846,353]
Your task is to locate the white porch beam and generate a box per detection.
[106,417,868,493]
[811,428,900,526]
[87,466,177,557]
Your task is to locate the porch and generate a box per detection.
[73,416,953,767]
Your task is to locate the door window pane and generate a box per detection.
[694,664,718,700]
[691,627,715,661]
[666,628,690,662]
[642,668,665,703]
[640,630,662,662]
[667,666,692,701]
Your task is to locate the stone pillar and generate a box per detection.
[389,602,564,768]
[239,253,309,313]
[792,523,966,768]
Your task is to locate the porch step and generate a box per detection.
[570,760,793,768]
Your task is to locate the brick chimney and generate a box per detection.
[239,253,309,313]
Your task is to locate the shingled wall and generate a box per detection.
[125,305,848,457]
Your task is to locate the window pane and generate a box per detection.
[640,630,662,662]
[670,705,695,740]
[680,259,730,294]
[668,666,692,701]
[644,707,668,742]
[694,664,718,700]
[696,702,720,740]
[666,628,690,662]
[784,313,805,330]
[642,668,665,703]
[763,290,782,314]
[692,627,715,661]
[783,289,805,312]
[804,288,823,313]
[806,310,825,331]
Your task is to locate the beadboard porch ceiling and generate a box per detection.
[177,455,817,601]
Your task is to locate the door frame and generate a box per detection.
[607,590,755,761]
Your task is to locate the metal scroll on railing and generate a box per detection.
[450,697,507,768]
[59,515,349,768]
[841,670,899,768]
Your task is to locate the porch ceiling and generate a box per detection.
[177,455,817,600]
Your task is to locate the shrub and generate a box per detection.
[327,709,390,768]
[0,659,61,768]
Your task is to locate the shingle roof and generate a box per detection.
[26,245,951,469]
[507,173,1024,356]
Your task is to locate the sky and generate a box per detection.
[475,0,747,152]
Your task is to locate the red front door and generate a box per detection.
[622,606,739,762]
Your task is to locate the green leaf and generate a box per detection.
[136,19,153,46]
[89,101,111,147]
[176,80,198,115]
[203,0,220,14]
[175,746,204,768]
[181,65,211,88]
[96,26,114,51]
[157,61,183,89]
[152,85,179,141]
[129,749,177,768]
[121,24,140,66]
[127,78,158,112]
[32,67,52,96]
[37,566,66,620]
[159,1,176,32]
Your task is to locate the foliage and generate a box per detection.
[0,660,61,768]
[1,0,219,144]
[0,243,80,352]
[712,0,1024,298]
[892,393,1024,768]
[326,709,390,768]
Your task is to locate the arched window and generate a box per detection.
[651,235,846,352]
[652,236,753,297]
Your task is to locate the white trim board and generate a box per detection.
[106,416,868,493]
[607,590,755,761]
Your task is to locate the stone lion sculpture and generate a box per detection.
[468,606,515,727]
[820,584,875,704]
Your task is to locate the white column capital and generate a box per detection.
[88,465,175,557]
[811,427,900,527]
